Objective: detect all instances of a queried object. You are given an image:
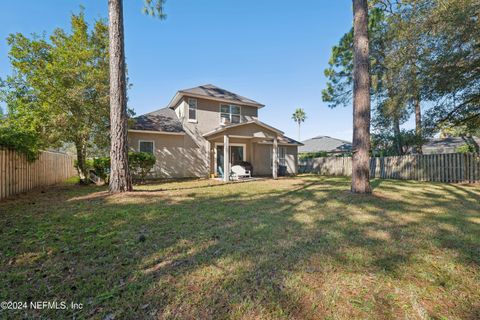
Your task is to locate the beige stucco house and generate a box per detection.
[128,84,302,180]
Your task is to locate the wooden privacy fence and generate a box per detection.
[299,153,480,183]
[0,149,77,200]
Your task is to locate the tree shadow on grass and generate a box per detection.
[0,176,479,319]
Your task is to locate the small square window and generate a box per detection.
[139,141,154,154]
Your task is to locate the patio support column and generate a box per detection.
[273,135,278,179]
[224,134,230,182]
[205,140,211,178]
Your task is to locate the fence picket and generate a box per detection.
[470,154,474,183]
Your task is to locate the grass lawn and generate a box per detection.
[0,175,479,319]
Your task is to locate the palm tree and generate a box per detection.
[292,108,307,141]
[107,0,165,193]
[351,0,372,193]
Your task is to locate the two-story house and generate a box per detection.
[128,84,301,180]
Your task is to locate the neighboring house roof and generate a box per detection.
[299,136,352,153]
[130,107,184,133]
[167,84,265,109]
[422,136,480,154]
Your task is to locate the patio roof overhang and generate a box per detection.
[202,120,284,140]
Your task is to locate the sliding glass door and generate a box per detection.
[216,145,245,177]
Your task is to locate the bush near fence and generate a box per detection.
[0,149,77,200]
[299,153,480,183]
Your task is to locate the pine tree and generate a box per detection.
[107,0,166,193]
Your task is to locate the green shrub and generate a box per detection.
[73,158,94,183]
[457,144,475,153]
[0,125,40,161]
[74,157,110,183]
[128,151,156,182]
[93,157,110,181]
[77,152,155,184]
[74,158,94,171]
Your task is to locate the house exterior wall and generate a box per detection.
[284,145,299,175]
[128,130,298,178]
[128,131,209,178]
[174,96,259,134]
[174,100,186,119]
[253,143,272,175]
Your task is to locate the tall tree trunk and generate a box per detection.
[411,63,422,154]
[414,93,422,154]
[298,122,301,141]
[351,0,371,194]
[392,116,403,155]
[75,141,89,185]
[108,0,132,193]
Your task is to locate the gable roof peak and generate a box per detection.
[168,84,265,109]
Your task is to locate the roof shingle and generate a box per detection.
[299,136,352,153]
[130,107,184,133]
[178,84,264,107]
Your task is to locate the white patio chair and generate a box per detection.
[230,165,251,180]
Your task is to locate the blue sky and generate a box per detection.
[0,0,415,141]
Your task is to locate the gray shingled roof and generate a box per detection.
[423,136,480,153]
[424,136,480,148]
[299,136,352,153]
[278,135,303,145]
[179,84,264,107]
[130,107,184,132]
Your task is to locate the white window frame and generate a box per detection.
[279,146,286,166]
[188,98,197,123]
[219,104,242,124]
[270,146,287,168]
[138,140,155,154]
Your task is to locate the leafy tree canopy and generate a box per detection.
[0,9,111,180]
[323,0,479,155]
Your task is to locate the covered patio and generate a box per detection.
[203,120,299,181]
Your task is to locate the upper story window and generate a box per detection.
[220,104,241,124]
[139,140,154,154]
[188,98,197,122]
